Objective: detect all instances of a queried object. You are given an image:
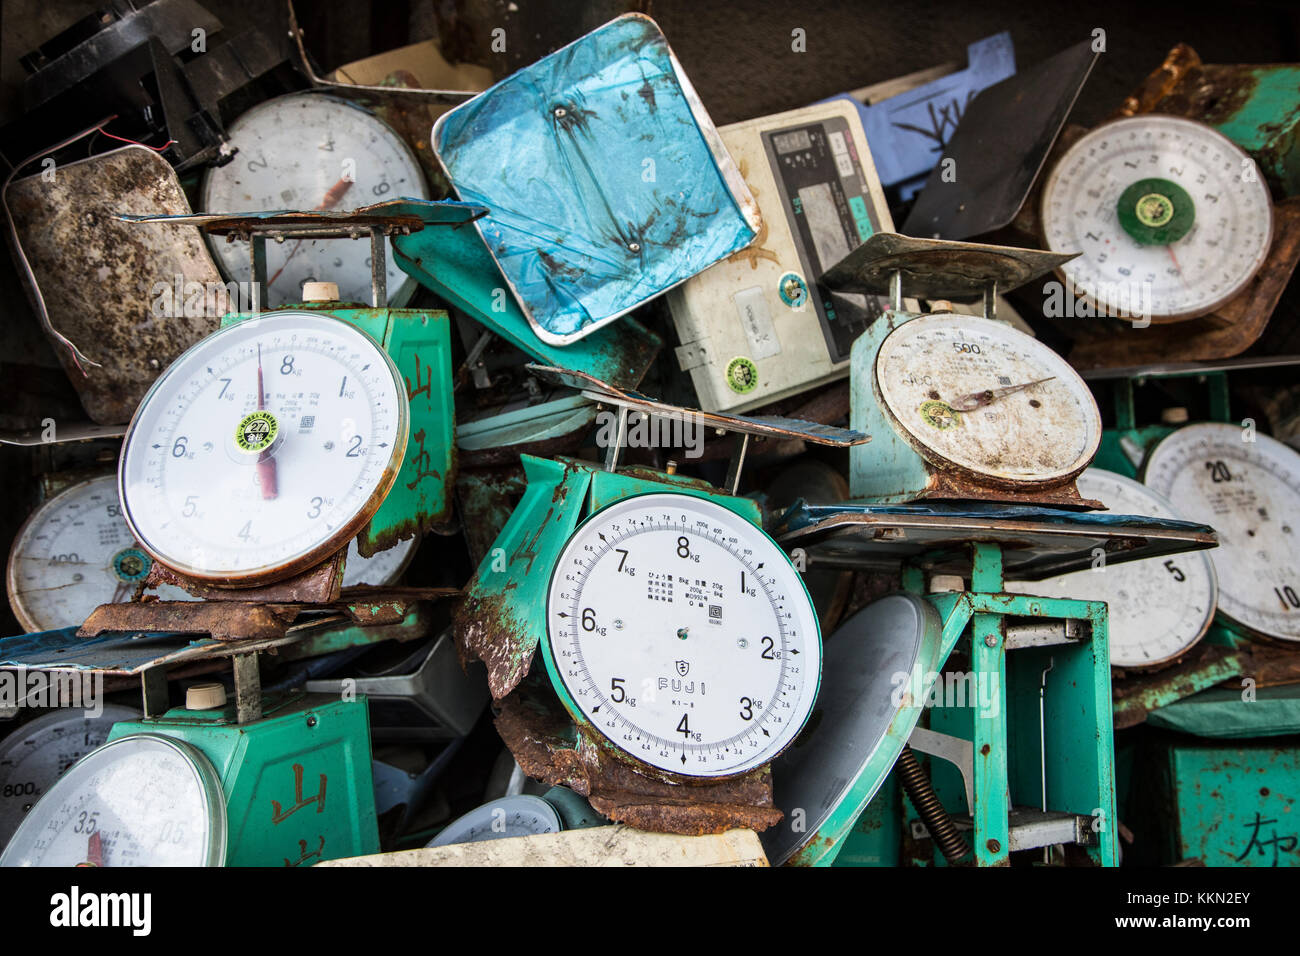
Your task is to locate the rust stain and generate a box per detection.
[494,683,782,836]
[7,147,223,424]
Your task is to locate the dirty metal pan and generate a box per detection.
[120,199,488,239]
[526,365,869,446]
[820,233,1076,300]
[6,146,224,425]
[775,503,1217,581]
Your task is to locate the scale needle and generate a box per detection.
[256,344,278,500]
[77,830,104,867]
[265,178,354,291]
[949,377,1056,412]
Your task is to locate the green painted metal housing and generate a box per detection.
[221,304,455,555]
[391,222,661,388]
[108,694,379,867]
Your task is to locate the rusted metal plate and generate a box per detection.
[821,233,1076,301]
[1067,197,1300,368]
[1112,643,1248,730]
[527,364,869,446]
[120,199,488,239]
[495,682,782,836]
[6,146,223,424]
[145,551,345,603]
[775,504,1217,581]
[77,601,302,642]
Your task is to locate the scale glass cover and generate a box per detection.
[542,491,821,778]
[201,92,428,308]
[0,734,226,867]
[873,312,1102,484]
[427,794,562,847]
[1041,115,1272,322]
[118,311,408,585]
[1142,422,1300,641]
[0,703,141,848]
[1006,468,1218,667]
[6,475,192,632]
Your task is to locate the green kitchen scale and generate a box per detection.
[454,365,867,835]
[0,204,500,866]
[760,235,1219,865]
[1080,357,1300,725]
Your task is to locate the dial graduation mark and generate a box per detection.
[544,493,821,778]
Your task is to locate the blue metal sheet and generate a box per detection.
[825,32,1014,196]
[431,13,759,344]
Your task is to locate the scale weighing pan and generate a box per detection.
[431,14,760,345]
[775,501,1217,582]
[762,593,944,866]
[820,233,1076,301]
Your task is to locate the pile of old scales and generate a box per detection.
[771,234,1220,866]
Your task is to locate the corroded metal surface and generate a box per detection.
[820,233,1077,300]
[1068,197,1300,368]
[145,551,345,602]
[6,146,223,424]
[77,600,302,642]
[496,684,782,836]
[527,364,869,446]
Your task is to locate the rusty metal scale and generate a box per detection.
[825,233,1102,507]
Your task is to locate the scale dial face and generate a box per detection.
[1143,423,1300,642]
[6,476,193,632]
[0,734,226,867]
[1041,116,1273,322]
[119,312,408,585]
[544,492,822,779]
[200,93,427,308]
[0,705,141,849]
[342,534,418,588]
[1007,469,1217,668]
[874,314,1101,484]
[427,794,561,848]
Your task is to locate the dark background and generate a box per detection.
[4,0,1299,128]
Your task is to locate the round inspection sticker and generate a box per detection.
[725,357,758,394]
[234,411,278,454]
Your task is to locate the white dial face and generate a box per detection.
[6,476,194,632]
[544,493,821,778]
[201,93,427,308]
[1143,423,1300,642]
[1041,116,1272,321]
[0,705,141,847]
[0,735,225,867]
[1007,469,1217,668]
[119,312,407,584]
[874,314,1101,483]
[427,795,561,847]
[342,534,418,588]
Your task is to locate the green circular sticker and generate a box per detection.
[778,272,808,308]
[1117,177,1195,245]
[725,357,759,394]
[919,400,961,430]
[112,547,152,583]
[234,410,279,454]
